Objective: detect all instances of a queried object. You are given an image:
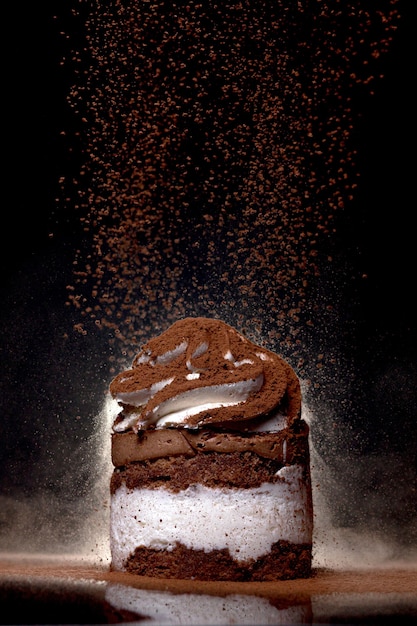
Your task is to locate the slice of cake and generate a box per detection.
[109,317,313,581]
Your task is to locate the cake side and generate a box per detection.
[110,424,313,581]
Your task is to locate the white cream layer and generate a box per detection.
[114,374,264,429]
[110,464,312,570]
[105,583,310,625]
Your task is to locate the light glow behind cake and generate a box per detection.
[110,317,301,432]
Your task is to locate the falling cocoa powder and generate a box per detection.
[60,0,400,375]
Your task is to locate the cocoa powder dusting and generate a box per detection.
[109,317,300,428]
[60,0,400,380]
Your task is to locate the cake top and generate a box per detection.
[109,317,301,432]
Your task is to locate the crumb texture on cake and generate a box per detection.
[111,443,311,492]
[117,541,312,581]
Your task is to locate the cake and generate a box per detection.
[109,317,313,581]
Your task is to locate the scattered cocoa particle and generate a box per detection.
[61,0,400,372]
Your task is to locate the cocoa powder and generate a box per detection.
[109,317,301,428]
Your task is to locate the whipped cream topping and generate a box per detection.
[110,317,301,431]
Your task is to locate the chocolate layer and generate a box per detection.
[112,420,310,467]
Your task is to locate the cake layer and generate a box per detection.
[118,541,312,582]
[110,464,313,575]
[111,445,311,492]
[111,420,310,467]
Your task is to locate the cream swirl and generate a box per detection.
[109,317,301,431]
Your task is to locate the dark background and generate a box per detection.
[1,1,416,562]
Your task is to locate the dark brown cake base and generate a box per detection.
[121,540,312,582]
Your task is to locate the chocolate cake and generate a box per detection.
[109,317,313,581]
